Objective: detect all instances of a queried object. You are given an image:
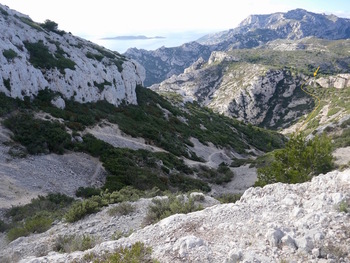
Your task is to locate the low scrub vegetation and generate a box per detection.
[65,186,155,223]
[2,49,17,61]
[196,163,234,185]
[144,194,204,225]
[108,202,135,217]
[255,133,334,186]
[4,193,74,241]
[24,40,75,72]
[82,242,159,263]
[54,234,96,253]
[216,193,242,204]
[3,112,71,154]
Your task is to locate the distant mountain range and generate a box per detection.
[125,8,350,87]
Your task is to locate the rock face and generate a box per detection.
[124,42,212,87]
[0,4,145,106]
[198,8,350,46]
[19,169,350,262]
[150,55,314,129]
[316,74,350,89]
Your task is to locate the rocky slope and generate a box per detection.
[14,168,350,263]
[197,8,350,46]
[126,9,350,86]
[0,4,145,107]
[150,38,350,130]
[125,41,212,87]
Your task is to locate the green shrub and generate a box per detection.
[84,242,158,263]
[17,15,43,31]
[108,202,135,216]
[24,214,53,233]
[86,52,104,62]
[0,219,9,232]
[144,194,203,225]
[2,77,11,91]
[40,19,58,31]
[255,133,334,187]
[3,113,71,154]
[76,186,101,198]
[6,214,53,241]
[5,193,74,222]
[111,229,134,240]
[106,242,157,263]
[0,7,8,16]
[7,226,29,242]
[64,199,100,223]
[24,40,75,71]
[169,174,210,193]
[54,234,96,253]
[2,49,17,61]
[338,200,349,213]
[217,193,242,204]
[197,164,234,185]
[4,193,74,241]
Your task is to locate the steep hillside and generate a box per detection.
[125,42,212,87]
[0,4,145,106]
[150,38,350,131]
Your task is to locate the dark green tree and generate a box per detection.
[255,133,333,187]
[41,19,58,31]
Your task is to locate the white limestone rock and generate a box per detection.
[51,96,65,109]
[14,169,350,263]
[316,74,350,89]
[0,4,145,106]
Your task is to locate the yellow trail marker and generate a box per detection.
[313,66,320,77]
[297,67,321,133]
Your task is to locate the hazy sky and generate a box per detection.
[1,0,350,52]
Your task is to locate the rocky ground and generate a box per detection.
[15,168,350,263]
[1,116,349,263]
[0,193,219,262]
[0,123,106,211]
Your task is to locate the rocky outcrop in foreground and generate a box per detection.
[21,169,350,262]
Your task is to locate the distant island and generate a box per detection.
[100,35,166,40]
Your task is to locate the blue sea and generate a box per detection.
[88,31,210,54]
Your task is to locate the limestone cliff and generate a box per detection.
[0,4,145,107]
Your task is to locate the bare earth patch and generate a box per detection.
[85,121,166,152]
[0,124,106,210]
[333,146,350,167]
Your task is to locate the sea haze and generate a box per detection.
[89,31,212,53]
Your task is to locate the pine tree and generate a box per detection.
[255,133,333,187]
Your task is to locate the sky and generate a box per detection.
[1,0,350,52]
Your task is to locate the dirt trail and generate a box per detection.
[85,122,166,152]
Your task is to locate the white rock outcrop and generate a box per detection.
[0,4,145,106]
[18,169,350,263]
[316,74,350,89]
[150,57,312,128]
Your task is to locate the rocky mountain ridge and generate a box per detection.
[198,8,350,45]
[0,4,145,107]
[125,42,212,87]
[14,168,350,263]
[126,9,350,87]
[150,37,350,130]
